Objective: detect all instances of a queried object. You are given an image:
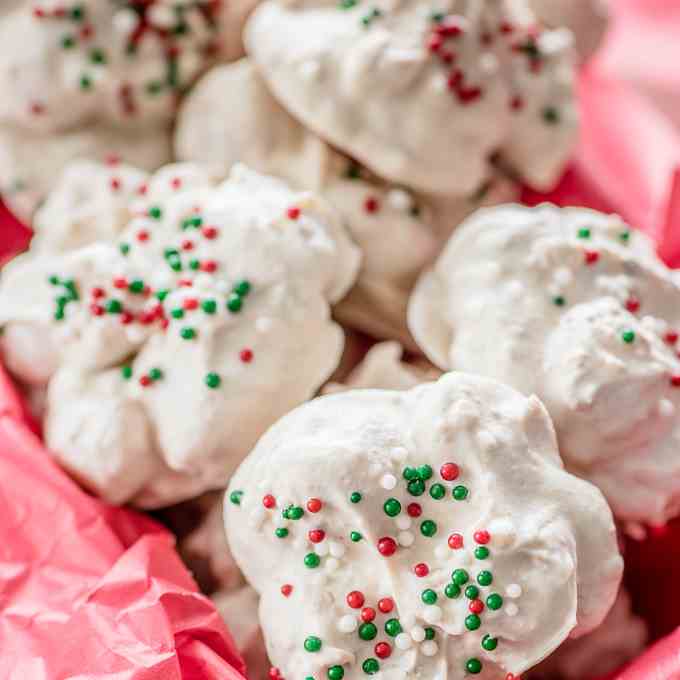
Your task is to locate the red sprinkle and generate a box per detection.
[474,530,490,545]
[263,494,276,509]
[287,206,301,220]
[670,375,680,388]
[378,597,394,614]
[665,331,678,345]
[377,537,397,557]
[91,287,105,299]
[361,607,376,623]
[375,642,392,659]
[281,584,293,597]
[469,599,485,614]
[113,277,127,289]
[201,260,217,273]
[440,462,460,481]
[510,95,525,111]
[90,304,104,316]
[139,375,152,387]
[110,177,121,191]
[364,197,380,214]
[120,311,134,325]
[171,177,182,190]
[414,563,430,578]
[347,591,365,609]
[136,230,149,242]
[182,240,194,251]
[240,348,254,363]
[308,529,326,544]
[448,533,464,550]
[626,297,640,313]
[584,250,600,265]
[307,498,322,513]
[436,17,465,37]
[407,503,422,518]
[202,226,218,239]
[183,298,198,310]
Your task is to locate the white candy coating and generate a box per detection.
[225,372,622,680]
[0,163,360,507]
[245,0,578,196]
[409,204,680,526]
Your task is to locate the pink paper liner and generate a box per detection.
[0,366,247,680]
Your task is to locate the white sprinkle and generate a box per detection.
[398,531,415,547]
[506,603,519,617]
[392,447,408,460]
[338,615,357,633]
[325,557,339,573]
[329,542,346,559]
[434,544,448,560]
[423,606,442,624]
[216,279,230,293]
[299,60,320,79]
[479,53,499,74]
[659,399,676,417]
[421,641,439,657]
[506,583,522,598]
[314,542,329,557]
[386,189,411,211]
[248,507,267,527]
[256,317,272,333]
[381,474,397,490]
[431,73,448,93]
[396,516,412,531]
[369,463,383,477]
[554,267,573,286]
[410,626,426,642]
[395,633,412,650]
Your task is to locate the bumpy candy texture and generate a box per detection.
[246,0,578,196]
[409,204,680,527]
[226,372,622,680]
[0,162,360,507]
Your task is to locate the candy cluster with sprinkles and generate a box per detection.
[226,372,623,680]
[0,161,360,507]
[409,204,680,530]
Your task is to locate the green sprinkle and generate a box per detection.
[229,490,243,505]
[475,546,490,560]
[189,259,200,271]
[487,593,503,610]
[407,479,426,496]
[275,528,289,539]
[542,106,560,124]
[233,280,251,296]
[80,75,92,90]
[119,242,130,256]
[465,585,479,600]
[358,623,377,641]
[444,583,461,599]
[146,81,163,95]
[350,531,363,542]
[429,483,446,500]
[121,365,133,380]
[304,553,321,569]
[286,506,304,520]
[481,635,498,651]
[384,619,402,637]
[327,667,344,680]
[577,227,591,239]
[620,230,631,243]
[465,614,481,631]
[128,279,145,294]
[622,329,636,344]
[62,35,75,49]
[402,466,418,481]
[453,485,469,501]
[156,289,170,301]
[477,570,493,586]
[383,498,401,517]
[418,465,433,480]
[452,569,469,586]
[149,367,163,381]
[553,295,566,307]
[201,299,217,314]
[304,636,322,653]
[105,299,122,314]
[48,275,60,286]
[421,589,437,605]
[420,520,437,537]
[205,372,221,389]
[466,658,483,675]
[171,308,184,319]
[362,659,379,675]
[90,48,106,64]
[149,206,162,220]
[431,11,445,22]
[180,327,196,340]
[226,294,243,313]
[424,627,435,640]
[339,0,357,8]
[350,492,362,504]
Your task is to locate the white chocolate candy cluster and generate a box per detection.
[409,204,680,527]
[176,59,518,346]
[225,372,622,680]
[0,0,257,219]
[245,0,578,197]
[0,162,360,507]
